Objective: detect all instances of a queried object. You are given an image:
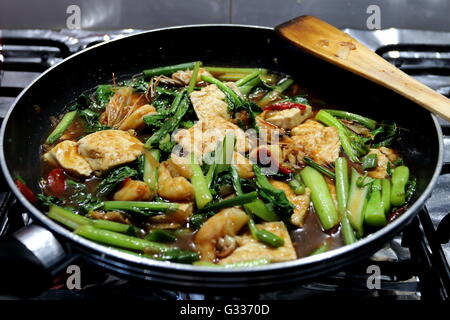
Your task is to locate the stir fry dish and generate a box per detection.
[22,61,416,267]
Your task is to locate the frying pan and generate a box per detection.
[0,24,444,295]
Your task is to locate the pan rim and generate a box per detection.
[0,24,444,274]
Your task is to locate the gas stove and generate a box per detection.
[0,27,449,300]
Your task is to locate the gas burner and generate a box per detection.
[0,27,449,300]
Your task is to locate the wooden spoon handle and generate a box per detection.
[276,15,450,122]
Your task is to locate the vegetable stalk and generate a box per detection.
[347,168,371,236]
[335,157,356,245]
[143,61,200,78]
[196,192,258,213]
[46,110,78,144]
[364,179,386,227]
[189,153,213,209]
[390,166,410,206]
[74,225,198,263]
[300,166,339,230]
[323,109,377,130]
[143,149,160,193]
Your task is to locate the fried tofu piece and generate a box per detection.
[290,120,341,165]
[77,130,143,174]
[189,83,241,121]
[113,179,153,201]
[269,180,311,227]
[173,117,249,156]
[171,68,212,85]
[43,140,92,177]
[189,84,231,121]
[118,104,157,131]
[367,147,399,179]
[264,105,312,129]
[194,208,249,262]
[219,221,297,264]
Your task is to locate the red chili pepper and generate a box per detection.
[15,179,37,203]
[120,177,131,188]
[47,168,66,197]
[264,101,307,112]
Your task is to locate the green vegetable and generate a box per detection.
[46,110,78,144]
[37,194,62,207]
[300,166,339,230]
[143,61,200,78]
[310,241,330,256]
[196,192,258,213]
[258,77,294,107]
[303,156,335,179]
[206,134,236,188]
[364,179,386,227]
[102,201,179,215]
[74,225,198,263]
[247,218,284,248]
[230,165,278,222]
[95,84,115,108]
[96,166,137,197]
[390,166,410,206]
[201,75,261,130]
[48,205,90,230]
[142,149,160,193]
[189,153,213,209]
[322,109,377,130]
[79,108,110,133]
[204,66,260,74]
[187,61,201,94]
[335,157,356,245]
[193,258,269,268]
[235,69,262,87]
[347,168,371,235]
[315,110,362,162]
[253,165,293,218]
[289,179,305,195]
[288,172,306,195]
[48,205,130,233]
[145,229,177,243]
[238,76,262,96]
[230,165,282,246]
[371,120,397,148]
[381,178,391,214]
[362,153,378,170]
[144,90,189,148]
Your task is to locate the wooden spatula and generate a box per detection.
[275,15,450,122]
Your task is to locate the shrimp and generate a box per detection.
[113,179,153,201]
[167,154,193,179]
[157,161,194,202]
[233,152,254,179]
[194,207,249,262]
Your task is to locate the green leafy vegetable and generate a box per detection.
[96,167,137,197]
[253,165,294,218]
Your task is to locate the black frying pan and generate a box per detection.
[0,24,443,295]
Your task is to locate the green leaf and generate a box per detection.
[96,166,138,197]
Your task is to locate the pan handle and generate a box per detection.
[0,225,66,296]
[443,135,450,165]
